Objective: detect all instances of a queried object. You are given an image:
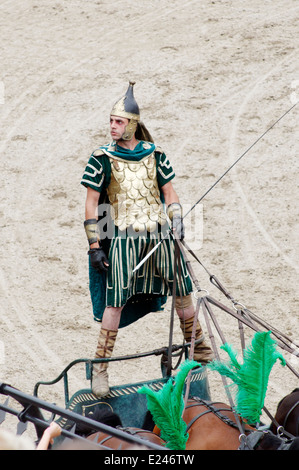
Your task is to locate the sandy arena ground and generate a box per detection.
[0,0,298,442]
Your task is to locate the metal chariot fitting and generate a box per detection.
[193,288,209,300]
[277,425,285,438]
[232,299,247,311]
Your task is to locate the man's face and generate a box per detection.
[110,115,129,141]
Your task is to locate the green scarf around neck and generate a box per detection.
[101,140,156,161]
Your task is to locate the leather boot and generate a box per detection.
[180,316,214,365]
[92,328,118,398]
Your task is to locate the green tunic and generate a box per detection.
[81,141,193,327]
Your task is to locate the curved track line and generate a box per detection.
[228,50,298,273]
[0,0,201,385]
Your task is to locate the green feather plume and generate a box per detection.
[207,331,286,424]
[138,359,199,450]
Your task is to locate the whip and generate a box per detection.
[133,101,298,273]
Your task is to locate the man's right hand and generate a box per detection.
[88,247,109,272]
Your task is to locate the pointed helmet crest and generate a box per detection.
[111,81,140,120]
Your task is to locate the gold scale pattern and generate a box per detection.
[107,153,167,232]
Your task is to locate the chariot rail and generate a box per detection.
[33,341,203,405]
[0,382,166,450]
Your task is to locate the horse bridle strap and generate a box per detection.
[281,399,299,437]
[185,398,246,432]
[239,430,294,450]
[96,427,158,448]
[167,238,184,376]
[263,402,298,440]
[116,426,155,437]
[238,431,265,450]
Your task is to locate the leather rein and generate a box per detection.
[185,397,250,432]
[279,397,299,437]
[186,397,297,450]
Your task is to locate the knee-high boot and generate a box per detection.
[180,316,214,365]
[92,327,118,398]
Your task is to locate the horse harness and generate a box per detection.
[185,397,248,432]
[279,396,299,437]
[238,430,294,450]
[186,398,295,450]
[185,397,261,449]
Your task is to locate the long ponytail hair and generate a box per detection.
[135,121,154,143]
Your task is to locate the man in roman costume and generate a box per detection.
[81,82,213,398]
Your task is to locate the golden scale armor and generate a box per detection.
[105,149,167,232]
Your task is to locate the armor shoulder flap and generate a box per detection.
[92,148,105,158]
[154,145,164,155]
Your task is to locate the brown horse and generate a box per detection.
[154,397,299,450]
[270,388,299,438]
[73,407,166,450]
[80,398,299,450]
[182,397,254,450]
[87,427,166,450]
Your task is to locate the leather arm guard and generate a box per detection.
[84,218,100,246]
[167,203,185,240]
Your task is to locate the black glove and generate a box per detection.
[88,247,109,272]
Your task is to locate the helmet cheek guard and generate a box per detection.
[122,118,138,140]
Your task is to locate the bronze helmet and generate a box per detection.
[110,81,140,140]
